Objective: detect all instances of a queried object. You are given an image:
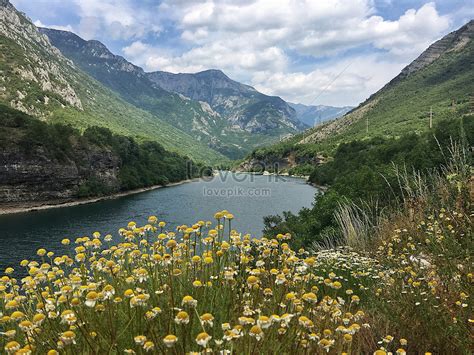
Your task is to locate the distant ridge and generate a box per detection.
[147,69,308,133]
[288,103,353,127]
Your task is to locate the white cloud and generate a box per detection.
[14,0,457,106]
[371,3,451,56]
[123,40,288,75]
[162,0,450,58]
[72,0,162,40]
[33,20,74,32]
[251,55,407,106]
[122,1,451,105]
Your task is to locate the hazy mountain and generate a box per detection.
[147,69,308,133]
[288,103,353,127]
[0,0,226,164]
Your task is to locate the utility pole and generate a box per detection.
[429,106,433,129]
[366,116,369,134]
[451,98,456,112]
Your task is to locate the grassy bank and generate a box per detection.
[263,116,472,248]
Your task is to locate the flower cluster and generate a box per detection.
[0,207,471,354]
[0,211,375,354]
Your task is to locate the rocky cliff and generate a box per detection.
[0,144,119,204]
[0,0,83,116]
[396,19,474,80]
[236,151,323,173]
[0,103,204,207]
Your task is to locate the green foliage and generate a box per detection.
[263,117,473,247]
[82,126,209,190]
[77,177,113,198]
[0,104,80,161]
[288,164,314,176]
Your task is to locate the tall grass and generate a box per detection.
[314,141,473,353]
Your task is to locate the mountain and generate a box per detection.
[0,0,226,164]
[40,29,307,159]
[147,69,308,133]
[301,19,474,144]
[239,20,474,172]
[288,103,353,126]
[39,28,233,156]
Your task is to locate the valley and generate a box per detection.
[0,0,472,353]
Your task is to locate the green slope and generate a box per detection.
[332,38,473,142]
[0,1,227,165]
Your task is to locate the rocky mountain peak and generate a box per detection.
[196,69,229,80]
[397,19,473,80]
[40,28,144,75]
[147,69,306,132]
[0,3,83,114]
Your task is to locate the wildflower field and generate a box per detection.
[0,153,473,354]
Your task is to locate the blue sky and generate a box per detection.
[11,0,473,106]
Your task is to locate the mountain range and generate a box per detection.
[0,0,227,164]
[147,69,307,133]
[38,27,321,160]
[0,0,353,163]
[288,103,353,127]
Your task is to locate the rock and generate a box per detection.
[237,151,323,173]
[0,141,120,203]
[0,0,83,113]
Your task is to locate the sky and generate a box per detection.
[11,0,473,107]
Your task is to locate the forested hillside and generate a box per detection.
[0,104,207,204]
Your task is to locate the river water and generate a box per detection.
[0,172,317,273]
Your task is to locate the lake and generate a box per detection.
[0,172,317,273]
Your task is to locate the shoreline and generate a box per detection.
[232,170,311,181]
[309,181,329,192]
[0,178,200,216]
